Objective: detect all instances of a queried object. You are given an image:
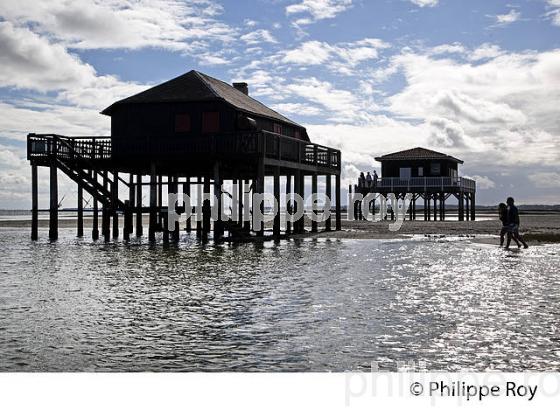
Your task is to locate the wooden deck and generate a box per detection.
[27,131,341,176]
[363,176,476,194]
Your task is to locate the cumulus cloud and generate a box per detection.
[0,0,236,51]
[410,0,439,7]
[0,22,97,92]
[281,38,389,73]
[271,103,323,116]
[494,9,521,26]
[286,0,353,25]
[545,0,560,26]
[430,43,466,56]
[240,29,278,45]
[382,49,560,168]
[468,43,503,61]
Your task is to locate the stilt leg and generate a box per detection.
[136,174,143,237]
[273,167,281,236]
[31,164,38,240]
[311,172,318,233]
[203,176,211,234]
[325,174,332,231]
[49,161,58,240]
[149,164,157,241]
[286,175,292,234]
[335,173,341,231]
[112,171,119,239]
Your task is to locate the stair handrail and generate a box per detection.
[50,135,131,188]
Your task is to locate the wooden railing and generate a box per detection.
[28,134,111,161]
[28,131,341,172]
[358,176,476,192]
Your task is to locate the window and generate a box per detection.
[295,130,301,139]
[430,162,441,175]
[273,123,282,135]
[202,112,220,133]
[418,167,423,177]
[174,113,191,133]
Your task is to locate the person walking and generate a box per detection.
[505,197,529,249]
[498,202,519,247]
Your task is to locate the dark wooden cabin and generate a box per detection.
[27,70,342,241]
[350,147,476,221]
[375,147,461,179]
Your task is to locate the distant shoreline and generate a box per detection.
[2,214,559,244]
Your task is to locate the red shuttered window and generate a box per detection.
[175,113,191,133]
[202,112,220,133]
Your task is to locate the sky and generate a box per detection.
[1,0,559,208]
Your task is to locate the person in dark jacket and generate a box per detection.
[358,172,366,189]
[499,202,519,247]
[505,197,529,249]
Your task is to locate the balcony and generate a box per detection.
[359,176,476,193]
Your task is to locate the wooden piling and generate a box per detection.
[127,174,134,237]
[470,193,476,221]
[157,175,163,228]
[243,179,251,232]
[237,178,243,228]
[124,200,132,241]
[465,193,470,221]
[285,175,292,234]
[112,171,119,238]
[77,183,84,237]
[202,176,211,234]
[214,163,223,239]
[92,171,99,240]
[102,171,110,241]
[325,174,332,231]
[335,173,341,231]
[31,164,38,240]
[170,175,180,241]
[136,174,143,237]
[196,176,203,236]
[255,158,265,237]
[184,177,192,232]
[311,172,318,233]
[458,192,464,221]
[294,170,302,233]
[49,160,58,240]
[273,167,281,236]
[149,164,157,241]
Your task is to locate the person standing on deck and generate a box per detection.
[373,170,378,189]
[358,172,366,189]
[366,172,372,189]
[505,197,529,249]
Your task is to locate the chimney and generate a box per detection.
[233,82,249,95]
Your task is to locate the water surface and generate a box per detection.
[1,228,559,371]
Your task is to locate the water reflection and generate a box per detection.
[0,228,559,371]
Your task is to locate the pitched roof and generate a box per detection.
[374,147,463,163]
[101,70,303,128]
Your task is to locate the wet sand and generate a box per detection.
[315,214,560,244]
[2,214,559,244]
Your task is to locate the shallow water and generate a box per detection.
[1,228,559,371]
